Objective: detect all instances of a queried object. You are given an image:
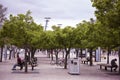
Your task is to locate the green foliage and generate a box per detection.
[0,29,4,46]
[0,4,7,24]
[92,0,120,28]
[2,11,43,48]
[40,31,55,49]
[75,20,90,48]
[91,0,120,48]
[1,4,120,52]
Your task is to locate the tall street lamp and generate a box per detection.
[57,24,62,27]
[44,17,51,31]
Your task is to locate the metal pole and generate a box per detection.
[57,24,62,27]
[44,17,51,31]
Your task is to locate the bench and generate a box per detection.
[18,57,38,70]
[97,63,113,72]
[81,58,89,64]
[30,57,38,70]
[81,60,89,64]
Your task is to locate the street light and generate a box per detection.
[57,24,62,27]
[44,17,51,31]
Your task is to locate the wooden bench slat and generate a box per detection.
[97,63,113,72]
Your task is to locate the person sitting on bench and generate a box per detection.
[111,58,118,71]
[87,57,90,61]
[12,54,24,70]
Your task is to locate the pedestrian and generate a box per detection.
[111,58,118,71]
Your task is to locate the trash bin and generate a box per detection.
[68,58,80,75]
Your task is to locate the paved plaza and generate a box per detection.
[0,52,120,80]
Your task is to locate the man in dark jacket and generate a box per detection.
[111,58,118,71]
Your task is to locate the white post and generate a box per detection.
[96,47,101,62]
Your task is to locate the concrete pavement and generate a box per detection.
[0,52,120,80]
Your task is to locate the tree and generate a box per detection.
[75,20,92,58]
[91,0,120,74]
[54,26,76,69]
[81,19,96,66]
[0,4,7,62]
[76,19,104,66]
[0,29,5,62]
[91,0,120,29]
[0,4,7,28]
[52,26,64,63]
[2,10,43,72]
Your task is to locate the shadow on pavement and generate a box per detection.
[11,69,40,74]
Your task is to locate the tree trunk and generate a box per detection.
[118,47,120,74]
[80,48,83,58]
[0,46,3,62]
[31,48,36,58]
[55,52,58,64]
[24,48,28,73]
[9,50,12,60]
[90,48,93,66]
[50,49,53,61]
[64,53,68,69]
[75,48,79,58]
[95,50,96,62]
[4,45,7,61]
[107,48,111,64]
[64,49,70,69]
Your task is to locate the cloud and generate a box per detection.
[0,0,95,27]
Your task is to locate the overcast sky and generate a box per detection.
[0,0,96,29]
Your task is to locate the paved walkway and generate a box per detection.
[0,53,120,80]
